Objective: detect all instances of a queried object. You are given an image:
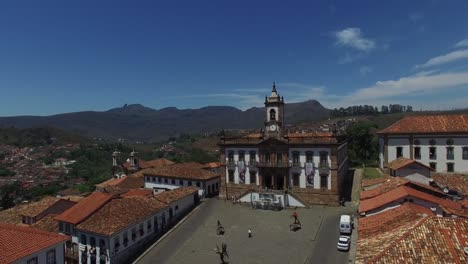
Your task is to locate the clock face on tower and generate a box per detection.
[269,124,277,131]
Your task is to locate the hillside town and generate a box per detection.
[0,85,467,264]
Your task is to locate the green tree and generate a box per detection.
[346,122,379,166]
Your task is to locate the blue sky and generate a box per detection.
[1,0,468,116]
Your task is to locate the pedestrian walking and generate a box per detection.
[248,228,252,238]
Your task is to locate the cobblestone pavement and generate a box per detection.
[137,198,355,264]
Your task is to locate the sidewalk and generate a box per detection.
[348,169,363,264]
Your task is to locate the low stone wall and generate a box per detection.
[290,187,340,206]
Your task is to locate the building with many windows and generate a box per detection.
[378,114,468,173]
[218,83,349,206]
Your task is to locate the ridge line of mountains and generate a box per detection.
[0,100,329,142]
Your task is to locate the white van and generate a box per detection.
[339,215,352,234]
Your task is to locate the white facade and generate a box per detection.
[144,176,220,197]
[380,135,468,173]
[225,147,333,190]
[15,243,66,264]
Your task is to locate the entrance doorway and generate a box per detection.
[264,174,272,189]
[276,175,284,190]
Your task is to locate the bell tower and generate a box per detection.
[264,82,285,138]
[129,150,139,170]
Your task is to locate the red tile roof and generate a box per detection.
[359,185,462,214]
[95,175,144,190]
[361,176,392,188]
[360,177,409,200]
[356,204,432,264]
[432,173,468,196]
[19,197,61,218]
[121,189,153,197]
[76,196,166,236]
[358,203,433,239]
[153,187,198,204]
[54,192,114,224]
[0,223,69,263]
[31,214,59,233]
[139,158,174,169]
[143,163,220,180]
[386,157,433,171]
[378,114,468,134]
[203,162,222,168]
[371,217,468,264]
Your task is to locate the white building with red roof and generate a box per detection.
[0,223,70,264]
[378,114,468,173]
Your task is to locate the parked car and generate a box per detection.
[337,235,350,251]
[339,215,352,234]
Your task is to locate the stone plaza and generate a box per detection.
[136,198,354,264]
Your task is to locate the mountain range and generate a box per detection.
[0,100,329,142]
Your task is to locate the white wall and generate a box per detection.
[225,147,259,184]
[288,148,332,190]
[382,135,468,173]
[15,242,66,264]
[145,177,219,198]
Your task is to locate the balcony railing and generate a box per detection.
[429,154,437,160]
[248,160,258,166]
[257,161,291,168]
[318,163,331,175]
[291,161,302,168]
[227,160,236,166]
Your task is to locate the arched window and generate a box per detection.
[269,109,276,120]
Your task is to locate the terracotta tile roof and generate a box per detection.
[0,204,26,224]
[432,173,468,196]
[59,195,85,203]
[95,175,144,190]
[358,203,433,239]
[19,196,61,218]
[31,214,59,233]
[143,162,219,180]
[153,187,198,204]
[76,196,166,236]
[356,204,432,264]
[220,131,340,145]
[359,186,462,214]
[0,223,70,263]
[54,192,114,224]
[371,217,468,264]
[203,162,222,168]
[286,131,334,137]
[439,204,468,218]
[121,189,153,197]
[139,158,174,169]
[378,114,468,134]
[57,188,81,196]
[360,177,409,200]
[361,176,392,189]
[386,157,433,171]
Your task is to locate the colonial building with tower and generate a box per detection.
[218,83,349,206]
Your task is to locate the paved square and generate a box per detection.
[164,200,326,264]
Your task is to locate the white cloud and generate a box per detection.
[417,49,468,68]
[455,38,468,48]
[359,66,373,76]
[334,28,375,52]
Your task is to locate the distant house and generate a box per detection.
[378,114,468,173]
[386,157,433,179]
[0,223,70,264]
